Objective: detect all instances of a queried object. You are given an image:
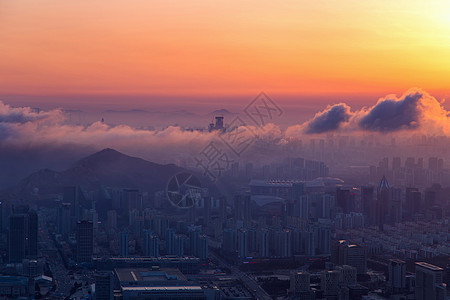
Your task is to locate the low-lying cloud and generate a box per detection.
[304,103,352,134]
[298,88,450,135]
[0,88,449,187]
[358,90,422,132]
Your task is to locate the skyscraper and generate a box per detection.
[120,231,129,257]
[198,235,208,260]
[222,228,237,254]
[405,188,421,219]
[333,240,367,274]
[8,214,28,263]
[0,201,3,232]
[258,229,269,258]
[64,186,81,222]
[336,188,355,214]
[8,207,38,263]
[237,229,248,258]
[376,176,390,231]
[27,210,38,257]
[166,228,176,255]
[147,235,160,257]
[234,194,251,224]
[174,234,185,257]
[360,185,373,225]
[279,229,292,257]
[321,270,341,298]
[143,230,152,256]
[106,210,117,230]
[76,220,93,263]
[57,202,72,235]
[95,271,114,300]
[290,271,313,299]
[188,225,201,256]
[389,259,406,293]
[415,262,446,300]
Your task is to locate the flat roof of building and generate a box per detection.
[415,262,443,271]
[249,177,344,188]
[389,259,406,264]
[115,268,186,283]
[121,286,202,291]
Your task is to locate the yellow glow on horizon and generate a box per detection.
[0,0,449,99]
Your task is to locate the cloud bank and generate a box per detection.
[0,88,448,187]
[304,103,352,134]
[298,88,450,135]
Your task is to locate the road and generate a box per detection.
[210,252,272,300]
[39,219,73,298]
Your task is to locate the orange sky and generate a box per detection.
[1,0,450,102]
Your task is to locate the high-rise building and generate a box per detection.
[290,271,313,299]
[336,265,357,286]
[389,259,406,293]
[64,186,83,222]
[415,262,446,300]
[95,271,113,300]
[106,210,117,230]
[280,229,292,257]
[0,201,3,232]
[321,270,341,297]
[361,186,373,225]
[392,157,401,170]
[57,202,72,235]
[188,225,201,257]
[8,207,38,263]
[292,182,305,201]
[143,230,152,256]
[258,229,269,257]
[27,210,38,257]
[234,194,251,224]
[76,220,93,263]
[317,225,331,255]
[376,176,390,231]
[174,234,185,257]
[295,195,309,219]
[203,197,211,228]
[8,214,28,263]
[166,228,176,255]
[222,228,237,254]
[120,231,129,257]
[333,240,366,274]
[198,235,208,260]
[237,229,248,258]
[121,188,142,216]
[147,235,160,257]
[428,157,438,172]
[336,188,355,214]
[405,188,421,218]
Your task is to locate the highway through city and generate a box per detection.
[210,252,272,300]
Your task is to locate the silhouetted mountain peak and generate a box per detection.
[8,148,185,198]
[75,148,142,168]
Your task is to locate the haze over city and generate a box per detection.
[0,1,449,300]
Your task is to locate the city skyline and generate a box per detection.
[1,1,449,299]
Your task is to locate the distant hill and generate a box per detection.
[7,148,184,198]
[208,109,234,115]
[103,109,150,114]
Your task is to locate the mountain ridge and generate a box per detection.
[5,148,184,199]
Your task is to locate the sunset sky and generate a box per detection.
[1,0,450,109]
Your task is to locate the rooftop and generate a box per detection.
[415,262,443,271]
[121,286,202,291]
[115,268,186,283]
